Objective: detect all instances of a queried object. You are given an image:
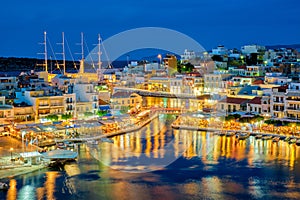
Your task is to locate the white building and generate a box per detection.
[241,45,265,54]
[270,86,287,118]
[74,81,98,118]
[285,83,300,120]
[0,96,14,126]
[211,45,228,55]
[181,49,196,61]
[170,77,183,94]
[204,73,232,94]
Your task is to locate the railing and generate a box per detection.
[286,98,300,101]
[286,107,300,112]
[273,101,284,103]
[50,104,64,107]
[39,104,49,107]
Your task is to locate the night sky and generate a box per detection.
[0,0,299,59]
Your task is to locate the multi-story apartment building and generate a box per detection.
[218,97,250,113]
[241,44,265,54]
[204,73,225,94]
[247,97,262,114]
[15,87,76,122]
[0,96,14,126]
[13,103,34,123]
[181,49,196,62]
[170,77,183,94]
[51,75,76,93]
[244,66,264,76]
[264,73,292,85]
[0,77,18,99]
[74,81,98,118]
[261,95,271,117]
[270,86,287,118]
[285,83,300,120]
[110,92,142,110]
[148,77,170,92]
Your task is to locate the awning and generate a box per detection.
[20,151,41,158]
[99,105,110,110]
[42,149,78,159]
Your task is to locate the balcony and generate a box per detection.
[272,100,284,104]
[66,107,73,111]
[66,100,73,104]
[39,104,49,108]
[286,97,300,102]
[50,104,64,108]
[286,107,300,112]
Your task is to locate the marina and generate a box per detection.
[1,114,300,199]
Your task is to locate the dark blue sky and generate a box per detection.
[0,0,299,59]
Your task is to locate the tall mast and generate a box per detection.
[97,34,102,70]
[77,32,85,74]
[56,32,66,75]
[62,32,66,75]
[38,31,48,72]
[81,32,84,61]
[44,31,48,72]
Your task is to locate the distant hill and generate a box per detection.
[0,57,127,74]
[0,57,80,72]
[265,44,300,50]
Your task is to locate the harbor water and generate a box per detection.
[1,114,300,200]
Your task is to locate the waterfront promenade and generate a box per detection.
[172,116,300,140]
[0,114,159,180]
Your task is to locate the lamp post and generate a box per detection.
[158,54,162,68]
[10,147,13,161]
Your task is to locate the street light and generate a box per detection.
[10,147,13,160]
[158,54,162,68]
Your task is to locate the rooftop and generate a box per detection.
[219,97,249,104]
[248,97,262,105]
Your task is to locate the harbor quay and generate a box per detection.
[0,113,159,180]
[172,115,300,140]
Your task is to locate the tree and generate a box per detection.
[97,110,108,117]
[177,62,194,73]
[211,55,223,62]
[84,112,94,117]
[120,106,130,114]
[62,113,72,120]
[46,114,58,121]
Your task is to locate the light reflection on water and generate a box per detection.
[2,114,300,199]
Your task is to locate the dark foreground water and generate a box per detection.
[1,115,300,200]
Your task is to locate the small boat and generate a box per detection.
[87,140,98,145]
[213,131,220,135]
[100,137,114,144]
[255,134,263,139]
[284,137,291,142]
[289,138,297,144]
[56,142,67,149]
[64,141,76,148]
[0,182,9,190]
[262,135,273,140]
[225,131,235,137]
[272,137,280,143]
[218,131,226,136]
[296,139,300,146]
[237,132,250,140]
